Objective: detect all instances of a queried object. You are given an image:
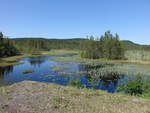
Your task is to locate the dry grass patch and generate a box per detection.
[0,81,150,113]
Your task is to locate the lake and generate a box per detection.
[0,54,149,93]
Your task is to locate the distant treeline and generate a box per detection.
[10,38,149,52]
[0,31,150,59]
[10,38,85,52]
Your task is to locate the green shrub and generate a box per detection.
[69,79,84,88]
[0,32,19,57]
[117,75,150,96]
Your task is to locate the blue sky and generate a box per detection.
[0,0,150,44]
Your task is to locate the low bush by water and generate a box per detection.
[117,75,150,98]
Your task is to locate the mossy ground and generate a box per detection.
[0,81,150,113]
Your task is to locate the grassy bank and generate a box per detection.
[51,51,150,65]
[0,81,150,113]
[125,50,150,61]
[1,49,150,67]
[50,54,84,62]
[0,55,25,67]
[51,53,150,77]
[0,49,78,66]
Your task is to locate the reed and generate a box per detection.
[81,62,150,81]
[125,50,150,61]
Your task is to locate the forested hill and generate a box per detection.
[10,38,86,52]
[8,37,149,52]
[120,40,142,50]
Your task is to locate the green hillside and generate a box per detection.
[10,38,86,52]
[10,38,148,52]
[121,40,142,50]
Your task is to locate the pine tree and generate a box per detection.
[0,32,3,44]
[81,31,124,59]
[0,32,19,57]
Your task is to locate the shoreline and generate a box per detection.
[0,50,78,67]
[1,49,150,67]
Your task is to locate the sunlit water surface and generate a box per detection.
[0,54,149,93]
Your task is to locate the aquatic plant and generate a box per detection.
[49,65,69,72]
[58,71,87,76]
[81,62,150,81]
[22,69,34,74]
[80,62,122,81]
[80,62,115,70]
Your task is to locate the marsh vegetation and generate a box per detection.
[1,31,150,99]
[22,69,34,74]
[0,52,150,98]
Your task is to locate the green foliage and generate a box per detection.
[81,38,100,59]
[0,32,3,42]
[10,38,85,52]
[3,31,149,57]
[81,31,124,60]
[140,81,150,98]
[117,75,150,96]
[1,31,150,60]
[0,32,19,57]
[120,40,142,50]
[69,79,84,88]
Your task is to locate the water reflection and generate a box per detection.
[0,65,13,77]
[28,57,47,67]
[0,55,148,93]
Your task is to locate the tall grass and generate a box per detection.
[125,50,150,61]
[83,62,150,98]
[81,62,150,81]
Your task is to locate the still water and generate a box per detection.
[0,54,143,93]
